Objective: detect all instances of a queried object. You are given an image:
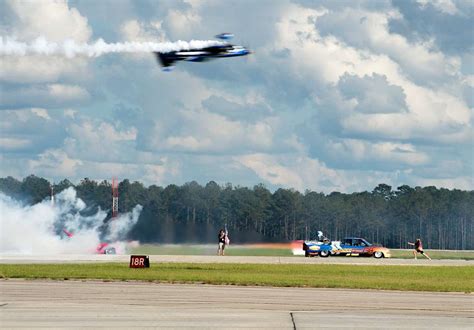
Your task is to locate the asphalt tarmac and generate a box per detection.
[1,280,472,329]
[1,254,473,266]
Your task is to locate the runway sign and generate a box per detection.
[129,255,150,268]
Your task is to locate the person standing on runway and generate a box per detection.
[218,229,226,256]
[408,238,431,260]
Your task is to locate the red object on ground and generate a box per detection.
[62,228,73,238]
[96,242,109,254]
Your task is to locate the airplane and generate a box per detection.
[155,33,251,70]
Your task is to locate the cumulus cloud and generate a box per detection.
[0,109,66,154]
[0,55,89,84]
[325,139,429,167]
[0,0,92,83]
[1,0,472,192]
[236,153,305,190]
[276,4,471,142]
[416,0,460,15]
[1,145,181,187]
[139,108,277,154]
[338,73,408,114]
[235,153,402,193]
[63,118,138,163]
[28,149,83,178]
[165,8,202,38]
[0,84,90,109]
[315,7,461,85]
[0,137,31,150]
[202,95,273,121]
[121,20,167,42]
[390,0,473,55]
[6,0,92,42]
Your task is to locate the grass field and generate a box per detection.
[1,263,472,292]
[132,244,294,256]
[132,244,474,260]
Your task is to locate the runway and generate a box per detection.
[1,279,472,328]
[1,254,473,266]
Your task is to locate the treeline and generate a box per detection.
[0,175,472,249]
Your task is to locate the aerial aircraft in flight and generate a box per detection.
[155,33,251,70]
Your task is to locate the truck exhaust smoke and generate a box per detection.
[0,37,224,58]
[0,187,142,254]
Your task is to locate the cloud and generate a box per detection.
[337,73,408,114]
[416,0,460,15]
[25,149,180,186]
[314,6,461,86]
[63,118,138,163]
[390,0,473,55]
[138,108,277,154]
[121,20,167,42]
[0,0,472,192]
[6,0,92,42]
[28,149,83,178]
[330,139,428,165]
[235,153,401,193]
[0,84,90,109]
[164,8,202,39]
[0,137,31,150]
[0,0,92,84]
[202,95,273,121]
[236,153,305,190]
[0,53,89,84]
[414,176,473,190]
[274,4,471,143]
[0,109,66,154]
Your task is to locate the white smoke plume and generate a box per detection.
[0,36,224,57]
[0,187,142,254]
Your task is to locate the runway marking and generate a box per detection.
[290,312,296,330]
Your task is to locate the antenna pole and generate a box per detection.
[50,184,55,206]
[112,178,119,219]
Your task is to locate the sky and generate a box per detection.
[0,0,472,193]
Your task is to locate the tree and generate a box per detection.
[0,176,22,199]
[1,176,472,249]
[20,175,51,204]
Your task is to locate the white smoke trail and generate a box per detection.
[0,36,224,58]
[0,187,142,254]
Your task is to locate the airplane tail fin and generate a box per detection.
[155,52,175,68]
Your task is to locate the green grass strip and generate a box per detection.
[132,245,474,259]
[132,245,294,256]
[1,263,472,292]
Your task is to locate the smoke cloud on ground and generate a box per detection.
[0,187,142,254]
[0,37,224,57]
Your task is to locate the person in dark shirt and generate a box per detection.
[408,238,431,260]
[218,229,226,256]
